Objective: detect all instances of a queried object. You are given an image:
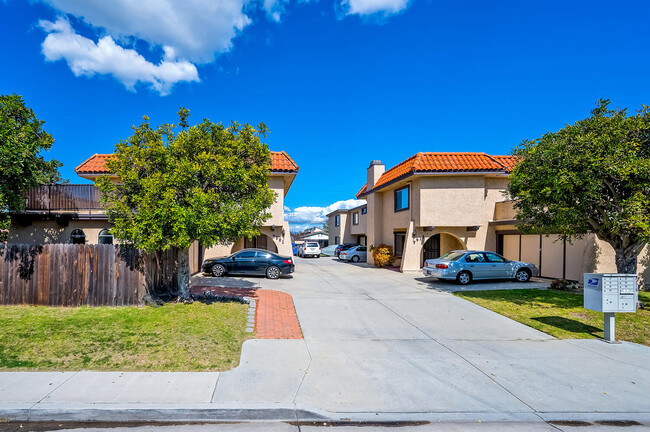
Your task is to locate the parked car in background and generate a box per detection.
[422,250,539,285]
[335,243,356,257]
[299,242,321,258]
[320,245,338,256]
[339,245,367,263]
[202,248,295,279]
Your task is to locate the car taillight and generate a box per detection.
[283,259,292,264]
[435,264,448,269]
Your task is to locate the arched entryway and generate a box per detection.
[231,234,278,254]
[421,233,466,266]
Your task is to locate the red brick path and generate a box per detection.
[254,290,303,339]
[190,286,303,339]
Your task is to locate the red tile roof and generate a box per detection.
[355,184,367,199]
[490,155,518,171]
[357,152,516,197]
[75,151,298,175]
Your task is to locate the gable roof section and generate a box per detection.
[357,152,517,197]
[489,155,518,171]
[75,151,299,175]
[355,184,367,199]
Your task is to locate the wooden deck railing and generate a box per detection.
[24,184,103,214]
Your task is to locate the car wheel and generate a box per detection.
[515,268,531,282]
[456,271,472,285]
[317,254,320,258]
[211,264,226,277]
[351,255,360,263]
[266,265,281,280]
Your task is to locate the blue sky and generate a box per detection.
[2,0,649,230]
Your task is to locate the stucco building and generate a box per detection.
[330,152,649,286]
[9,151,299,261]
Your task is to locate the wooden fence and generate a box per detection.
[0,244,179,306]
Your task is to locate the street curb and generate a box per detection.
[2,405,650,424]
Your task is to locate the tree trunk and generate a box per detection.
[614,248,639,274]
[177,247,190,299]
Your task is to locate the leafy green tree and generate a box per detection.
[507,99,650,274]
[97,109,276,298]
[0,94,63,241]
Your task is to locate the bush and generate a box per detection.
[372,244,397,268]
[551,279,580,291]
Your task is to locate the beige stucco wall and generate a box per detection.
[9,220,113,244]
[366,175,509,271]
[328,212,354,245]
[350,207,367,236]
[202,221,292,260]
[267,175,286,226]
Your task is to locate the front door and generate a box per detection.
[422,234,441,266]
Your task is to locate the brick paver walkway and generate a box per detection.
[190,286,303,339]
[254,290,302,339]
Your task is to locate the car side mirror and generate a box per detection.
[232,256,236,261]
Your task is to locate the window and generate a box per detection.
[335,215,340,227]
[98,229,113,245]
[236,251,256,259]
[352,212,359,225]
[485,252,507,263]
[361,207,367,215]
[394,232,406,258]
[394,185,409,212]
[465,253,486,263]
[70,229,85,244]
[358,246,367,252]
[335,236,340,245]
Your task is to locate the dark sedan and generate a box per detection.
[334,243,356,257]
[202,248,295,279]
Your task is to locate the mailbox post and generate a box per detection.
[584,273,638,342]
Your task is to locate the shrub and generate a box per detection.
[551,279,579,291]
[372,244,397,268]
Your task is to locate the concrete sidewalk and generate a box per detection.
[1,256,649,426]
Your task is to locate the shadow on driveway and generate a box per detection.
[412,276,551,293]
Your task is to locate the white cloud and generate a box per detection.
[262,0,290,22]
[342,0,410,16]
[285,199,366,230]
[41,0,251,63]
[40,18,199,95]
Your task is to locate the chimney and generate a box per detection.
[367,160,385,191]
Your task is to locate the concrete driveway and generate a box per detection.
[212,255,650,422]
[2,256,648,425]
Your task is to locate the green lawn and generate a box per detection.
[0,302,252,371]
[454,289,650,346]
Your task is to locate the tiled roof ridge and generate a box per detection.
[76,151,298,174]
[359,152,513,197]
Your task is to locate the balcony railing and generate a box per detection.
[23,184,104,214]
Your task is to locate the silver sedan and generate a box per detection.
[422,250,539,285]
[339,245,367,263]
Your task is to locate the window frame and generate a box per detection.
[335,214,340,227]
[70,229,86,245]
[361,207,367,215]
[98,229,113,245]
[352,212,359,225]
[394,185,410,213]
[394,231,406,258]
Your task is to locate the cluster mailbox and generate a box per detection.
[583,273,637,313]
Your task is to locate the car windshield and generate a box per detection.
[438,251,465,261]
[307,242,319,247]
